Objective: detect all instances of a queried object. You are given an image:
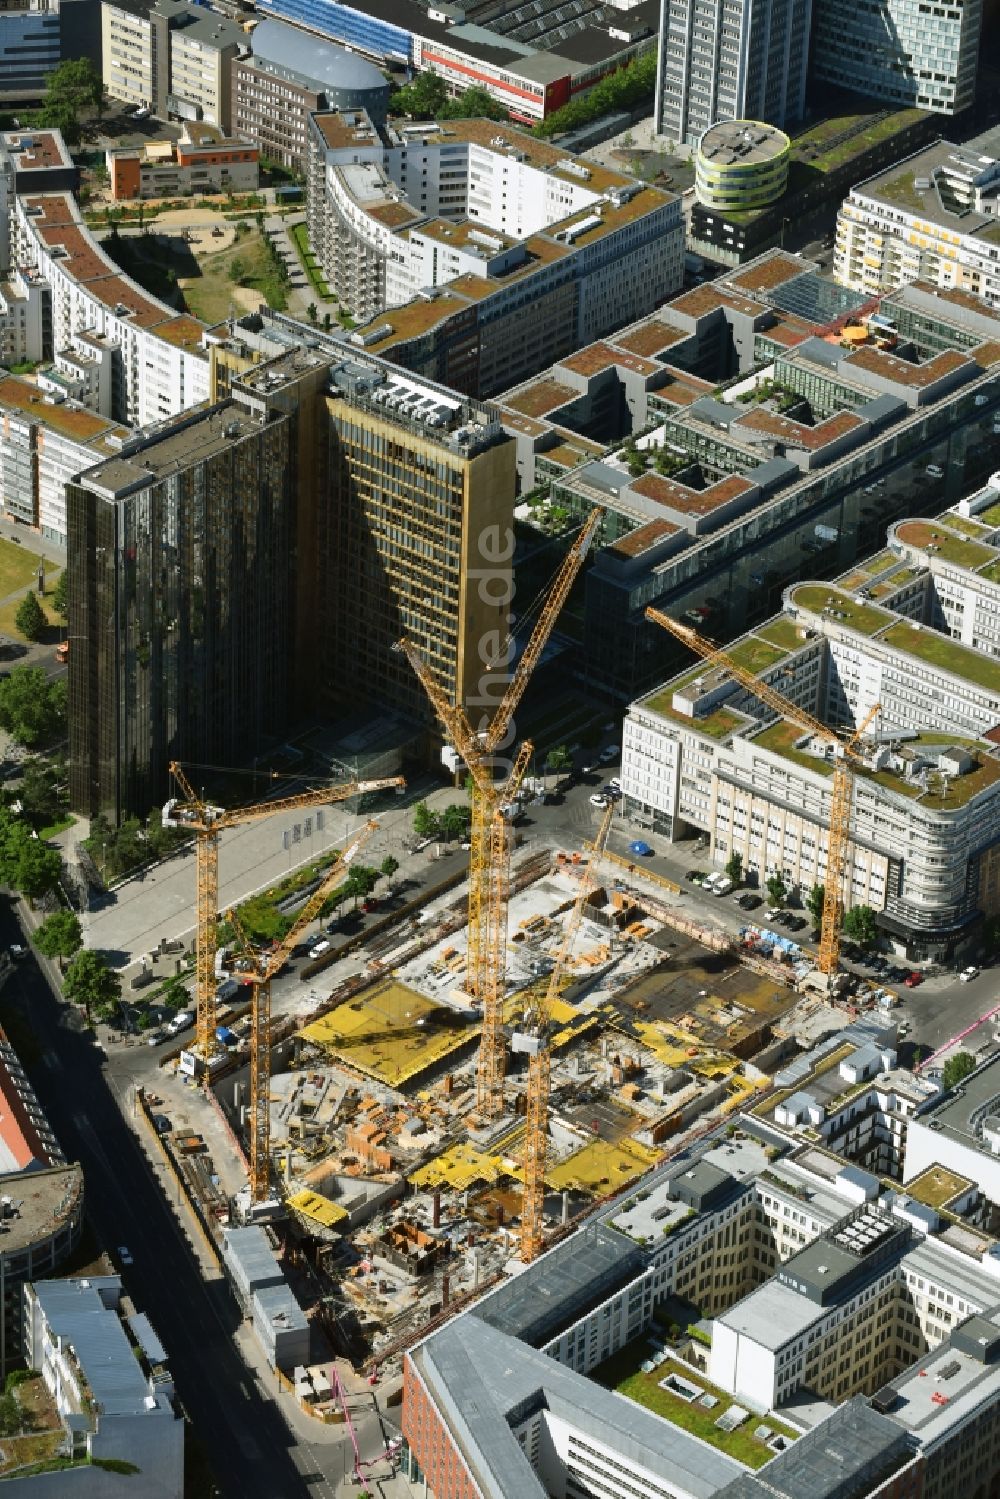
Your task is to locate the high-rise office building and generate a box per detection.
[654,0,812,146]
[67,403,296,821]
[811,0,982,114]
[68,318,516,821]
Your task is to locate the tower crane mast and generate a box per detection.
[644,608,879,976]
[396,508,602,1118]
[164,765,404,1064]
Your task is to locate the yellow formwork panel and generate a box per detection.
[287,1189,348,1228]
[409,1141,511,1193]
[300,980,475,1087]
[546,1136,659,1197]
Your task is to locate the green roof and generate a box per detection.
[726,636,792,673]
[644,671,746,740]
[894,519,997,571]
[790,584,891,636]
[882,620,1000,692]
[753,719,834,776]
[756,617,812,651]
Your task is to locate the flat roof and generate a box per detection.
[79,403,259,496]
[910,1054,1000,1152]
[0,375,129,449]
[713,1397,911,1499]
[699,120,790,167]
[860,140,1000,249]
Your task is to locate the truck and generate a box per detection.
[216,977,240,1004]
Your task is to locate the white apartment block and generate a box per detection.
[835,143,1000,310]
[9,189,209,427]
[622,555,1000,957]
[23,1276,183,1495]
[812,0,982,114]
[654,0,812,146]
[308,111,684,347]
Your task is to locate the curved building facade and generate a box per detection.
[696,121,790,214]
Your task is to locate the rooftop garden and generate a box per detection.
[593,1345,799,1469]
[645,675,746,741]
[896,520,996,570]
[942,512,993,540]
[726,636,793,675]
[858,734,1000,809]
[790,109,927,173]
[978,501,1000,528]
[791,585,890,637]
[756,618,811,651]
[882,619,1000,691]
[872,170,927,212]
[906,1165,973,1210]
[753,718,834,776]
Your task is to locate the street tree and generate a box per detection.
[806,883,825,929]
[0,668,66,747]
[379,855,400,883]
[440,803,470,841]
[412,801,437,838]
[843,905,878,950]
[306,302,318,325]
[14,590,45,642]
[942,1052,976,1090]
[18,756,67,829]
[63,949,121,1023]
[51,570,69,620]
[724,851,743,885]
[765,872,787,907]
[12,838,62,905]
[32,909,82,969]
[545,744,573,778]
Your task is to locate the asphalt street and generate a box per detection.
[1,894,347,1499]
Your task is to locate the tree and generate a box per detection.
[14,590,45,642]
[438,84,507,121]
[306,302,318,325]
[766,872,787,907]
[0,668,67,747]
[12,838,62,904]
[18,756,67,829]
[32,909,82,970]
[379,855,399,884]
[31,57,104,145]
[440,803,470,841]
[724,851,743,885]
[806,883,825,929]
[51,570,68,620]
[843,904,878,950]
[63,948,121,1023]
[413,801,436,838]
[545,744,573,777]
[942,1052,977,1090]
[391,70,448,119]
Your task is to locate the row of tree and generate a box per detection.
[85,811,189,883]
[722,853,880,946]
[390,73,507,123]
[413,800,472,842]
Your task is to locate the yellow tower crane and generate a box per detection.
[227,821,379,1203]
[519,797,615,1262]
[396,507,603,1118]
[163,764,405,1066]
[645,607,879,976]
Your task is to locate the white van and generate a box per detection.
[166,1010,193,1037]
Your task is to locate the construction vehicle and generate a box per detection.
[517,799,615,1262]
[163,763,405,1068]
[645,607,879,977]
[396,508,602,1119]
[227,821,378,1203]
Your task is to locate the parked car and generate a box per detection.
[738,894,761,910]
[959,965,980,983]
[589,793,607,807]
[904,971,924,987]
[685,871,704,884]
[165,1010,193,1037]
[309,938,331,960]
[598,745,620,765]
[925,463,944,479]
[361,898,379,913]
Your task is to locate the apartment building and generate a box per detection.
[107,123,259,200]
[905,1052,1000,1212]
[9,185,210,426]
[835,142,1000,310]
[0,372,130,543]
[812,0,982,114]
[492,250,1000,703]
[313,111,684,394]
[231,18,390,174]
[100,0,246,124]
[24,1277,182,1493]
[654,0,812,146]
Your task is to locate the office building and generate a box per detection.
[654,0,812,147]
[107,122,259,199]
[24,1277,182,1494]
[401,1109,1000,1499]
[100,0,246,124]
[318,113,684,395]
[835,141,1000,310]
[0,0,99,102]
[67,402,296,822]
[811,0,982,114]
[231,18,390,174]
[69,315,515,819]
[618,481,1000,956]
[695,121,790,214]
[254,0,656,125]
[494,251,1000,702]
[905,1052,1000,1208]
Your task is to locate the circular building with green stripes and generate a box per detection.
[695,120,790,213]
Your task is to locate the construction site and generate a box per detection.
[132,516,890,1419]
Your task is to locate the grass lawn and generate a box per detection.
[726,636,791,675]
[0,538,49,600]
[289,221,334,301]
[593,1345,797,1469]
[181,229,288,324]
[38,814,75,840]
[754,718,834,776]
[979,501,1000,528]
[756,618,809,651]
[0,576,63,644]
